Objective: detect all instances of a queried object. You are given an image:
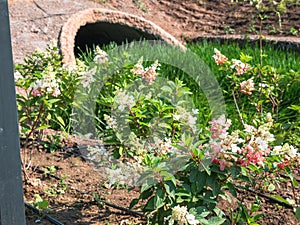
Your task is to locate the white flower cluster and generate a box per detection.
[130,57,144,75]
[128,132,148,157]
[14,71,23,81]
[130,57,160,85]
[240,78,255,95]
[153,137,173,155]
[31,66,61,97]
[93,46,108,64]
[231,59,250,75]
[105,162,144,188]
[104,114,118,130]
[115,91,135,111]
[168,205,199,225]
[272,143,298,159]
[212,48,228,65]
[205,113,286,170]
[173,106,198,131]
[86,145,112,164]
[81,67,96,89]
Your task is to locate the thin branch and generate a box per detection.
[231,89,245,127]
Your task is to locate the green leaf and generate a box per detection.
[47,99,60,104]
[251,203,260,213]
[295,207,300,220]
[38,200,49,210]
[192,206,210,218]
[144,196,155,211]
[190,169,198,182]
[207,216,226,225]
[227,182,237,198]
[46,113,52,120]
[269,194,291,206]
[289,174,299,187]
[34,194,43,203]
[19,116,28,123]
[36,125,50,131]
[159,170,176,185]
[229,166,241,179]
[251,213,263,222]
[55,116,65,127]
[206,172,217,187]
[196,171,206,191]
[199,159,211,175]
[129,198,139,209]
[153,189,165,209]
[212,183,220,196]
[118,146,123,157]
[164,180,176,199]
[141,177,156,193]
[268,183,276,192]
[240,52,252,63]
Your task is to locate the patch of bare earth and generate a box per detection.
[23,145,146,225]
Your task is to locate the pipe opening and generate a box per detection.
[59,8,185,64]
[74,22,161,55]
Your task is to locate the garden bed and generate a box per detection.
[20,38,300,224]
[23,137,300,225]
[10,0,300,224]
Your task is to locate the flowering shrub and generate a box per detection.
[86,54,200,159]
[123,49,299,224]
[128,111,298,224]
[67,44,299,224]
[15,42,85,142]
[16,41,300,224]
[212,48,300,139]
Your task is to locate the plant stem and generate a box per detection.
[23,101,45,172]
[258,17,264,115]
[232,89,245,127]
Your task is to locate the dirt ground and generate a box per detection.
[7,0,300,224]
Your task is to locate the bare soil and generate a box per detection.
[8,0,300,224]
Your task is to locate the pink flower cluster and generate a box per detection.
[204,114,278,171]
[212,48,228,65]
[240,78,255,95]
[231,59,250,75]
[205,115,234,170]
[208,115,231,139]
[212,49,250,75]
[212,49,254,96]
[237,144,266,167]
[131,57,160,85]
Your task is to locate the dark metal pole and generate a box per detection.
[0,0,26,224]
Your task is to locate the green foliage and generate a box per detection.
[44,165,57,177]
[189,41,300,145]
[16,38,300,224]
[32,194,49,211]
[290,27,299,36]
[44,174,68,197]
[74,41,300,224]
[43,135,62,153]
[15,42,85,148]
